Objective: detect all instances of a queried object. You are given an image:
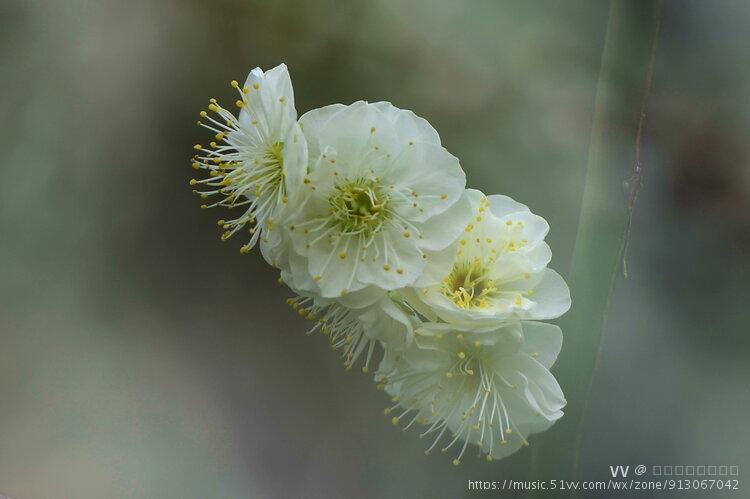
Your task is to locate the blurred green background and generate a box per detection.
[1,0,748,497]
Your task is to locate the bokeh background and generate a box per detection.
[1,0,748,497]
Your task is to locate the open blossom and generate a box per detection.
[190,64,307,254]
[402,189,571,329]
[378,321,565,464]
[284,101,470,304]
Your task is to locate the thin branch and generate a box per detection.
[620,8,662,278]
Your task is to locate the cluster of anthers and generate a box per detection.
[190,64,571,464]
[286,296,377,373]
[191,78,293,252]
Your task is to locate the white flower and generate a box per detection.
[190,64,307,255]
[378,321,565,464]
[284,101,470,304]
[286,290,413,373]
[402,189,571,329]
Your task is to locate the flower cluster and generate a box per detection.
[190,64,571,464]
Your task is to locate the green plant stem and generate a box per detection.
[528,0,662,488]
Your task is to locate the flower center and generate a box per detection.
[328,178,390,237]
[246,141,285,196]
[441,257,497,309]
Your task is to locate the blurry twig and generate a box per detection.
[620,10,662,278]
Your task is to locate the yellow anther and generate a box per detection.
[340,288,349,296]
[217,219,225,226]
[458,352,466,359]
[505,428,512,435]
[514,295,523,305]
[391,416,399,425]
[338,251,347,259]
[396,268,404,275]
[313,275,321,281]
[370,126,376,133]
[383,408,391,415]
[240,245,250,254]
[193,144,202,150]
[446,371,453,378]
[452,459,460,466]
[474,341,481,348]
[199,111,207,118]
[403,231,411,238]
[486,455,493,462]
[506,220,513,226]
[361,366,369,373]
[200,204,207,209]
[252,82,260,90]
[189,179,197,186]
[472,424,481,431]
[383,264,391,271]
[242,86,249,93]
[465,224,474,232]
[440,193,448,200]
[215,132,225,140]
[235,100,245,108]
[230,80,239,88]
[208,104,219,112]
[209,98,217,104]
[279,96,286,103]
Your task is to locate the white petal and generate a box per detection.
[240,64,297,139]
[502,355,566,416]
[415,189,473,252]
[337,286,387,309]
[526,269,571,320]
[298,103,347,160]
[518,321,563,369]
[371,101,441,145]
[315,101,400,174]
[385,142,466,222]
[487,193,529,218]
[412,240,457,287]
[280,121,308,199]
